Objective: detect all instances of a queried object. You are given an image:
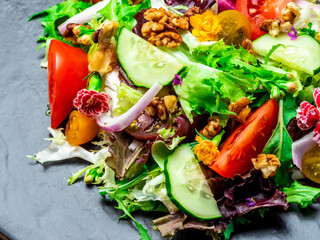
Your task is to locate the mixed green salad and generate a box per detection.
[29,0,320,239]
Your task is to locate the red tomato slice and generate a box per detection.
[210,99,279,178]
[48,40,88,129]
[236,0,293,40]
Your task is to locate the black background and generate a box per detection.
[0,0,319,239]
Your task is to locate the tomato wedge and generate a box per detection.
[210,99,279,178]
[48,40,88,129]
[236,0,293,40]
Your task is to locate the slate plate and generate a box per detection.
[0,0,319,239]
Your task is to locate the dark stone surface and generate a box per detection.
[0,0,319,239]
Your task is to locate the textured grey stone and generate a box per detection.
[0,1,319,240]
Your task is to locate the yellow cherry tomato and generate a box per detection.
[65,110,100,146]
[218,10,252,46]
[302,144,320,184]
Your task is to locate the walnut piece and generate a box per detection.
[229,97,251,123]
[163,95,178,114]
[282,2,300,23]
[89,44,117,74]
[241,38,254,55]
[147,96,178,120]
[63,23,91,45]
[157,102,168,121]
[260,2,299,37]
[199,115,222,140]
[148,32,182,48]
[142,8,189,48]
[92,20,119,50]
[251,154,281,178]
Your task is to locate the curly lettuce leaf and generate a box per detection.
[100,166,170,240]
[29,0,92,41]
[283,181,320,208]
[68,160,116,186]
[28,128,110,165]
[208,170,288,219]
[99,0,151,30]
[113,83,143,116]
[162,36,290,122]
[173,62,254,120]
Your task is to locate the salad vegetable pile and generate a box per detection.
[29,0,320,239]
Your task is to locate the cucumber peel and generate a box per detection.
[164,144,222,220]
[253,33,320,75]
[117,28,185,88]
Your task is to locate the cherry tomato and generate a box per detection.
[210,99,279,178]
[65,110,99,146]
[218,10,252,46]
[48,40,88,129]
[236,0,293,40]
[302,144,320,184]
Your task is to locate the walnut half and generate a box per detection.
[142,7,189,48]
[251,154,281,179]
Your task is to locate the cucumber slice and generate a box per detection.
[117,28,185,88]
[164,144,222,220]
[252,33,320,75]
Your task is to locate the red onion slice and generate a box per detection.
[96,82,163,132]
[292,132,315,170]
[58,0,110,35]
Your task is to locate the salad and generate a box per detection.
[29,0,320,239]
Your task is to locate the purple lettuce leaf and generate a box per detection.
[152,212,229,238]
[106,131,150,180]
[218,0,236,12]
[132,8,149,39]
[164,0,216,11]
[208,170,289,219]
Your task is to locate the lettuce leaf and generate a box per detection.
[208,170,289,219]
[113,83,143,116]
[99,0,151,30]
[29,0,92,41]
[164,0,216,11]
[99,166,169,240]
[162,36,291,122]
[28,128,110,165]
[283,181,320,208]
[263,96,298,187]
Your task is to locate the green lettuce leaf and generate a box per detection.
[263,96,298,187]
[29,0,92,41]
[173,62,254,121]
[113,83,143,116]
[99,0,151,30]
[99,166,169,240]
[162,37,291,122]
[283,181,320,208]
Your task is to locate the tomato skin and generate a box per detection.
[218,10,252,46]
[236,0,293,40]
[65,110,99,146]
[48,40,88,129]
[210,99,279,178]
